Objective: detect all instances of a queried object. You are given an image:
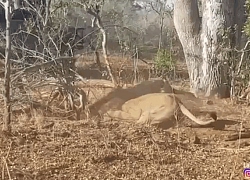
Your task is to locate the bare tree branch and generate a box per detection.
[3,0,12,132]
[77,2,118,86]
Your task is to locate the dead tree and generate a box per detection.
[2,0,12,132]
[85,4,118,86]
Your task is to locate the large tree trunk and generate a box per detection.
[174,0,245,98]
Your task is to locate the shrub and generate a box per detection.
[153,49,175,77]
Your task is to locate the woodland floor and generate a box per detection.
[0,61,250,180]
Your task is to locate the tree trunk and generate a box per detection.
[13,0,21,9]
[174,0,245,98]
[86,7,118,87]
[159,16,163,50]
[3,0,11,132]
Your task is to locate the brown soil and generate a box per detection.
[0,62,249,180]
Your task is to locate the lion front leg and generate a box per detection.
[105,110,140,121]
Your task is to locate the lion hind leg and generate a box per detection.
[136,105,175,126]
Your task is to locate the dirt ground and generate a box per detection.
[0,69,250,179]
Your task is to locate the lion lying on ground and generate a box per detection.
[88,78,201,116]
[89,78,171,116]
[105,93,217,129]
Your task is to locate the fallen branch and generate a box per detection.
[11,56,74,82]
[225,131,250,141]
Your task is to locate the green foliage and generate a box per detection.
[239,0,250,90]
[154,49,175,72]
[244,0,250,37]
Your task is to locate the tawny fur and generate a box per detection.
[89,78,171,116]
[106,93,216,129]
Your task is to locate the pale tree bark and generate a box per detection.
[3,0,12,132]
[85,5,118,87]
[174,0,245,98]
[44,0,51,27]
[13,0,20,9]
[174,0,202,93]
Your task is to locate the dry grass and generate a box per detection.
[75,54,155,85]
[0,91,249,180]
[0,61,250,179]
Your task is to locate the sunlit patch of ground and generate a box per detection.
[0,61,249,180]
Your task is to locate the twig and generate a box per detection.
[3,158,11,180]
[237,40,250,75]
[11,56,74,82]
[2,141,12,180]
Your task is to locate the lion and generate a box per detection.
[89,78,171,116]
[105,93,217,129]
[88,78,204,119]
